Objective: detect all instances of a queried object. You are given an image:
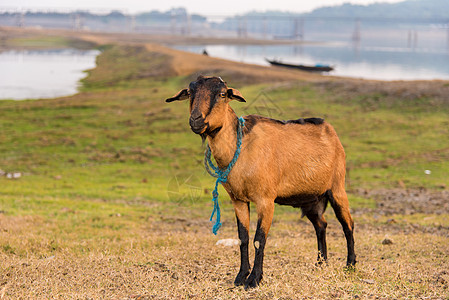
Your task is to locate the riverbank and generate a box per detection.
[4,26,449,82]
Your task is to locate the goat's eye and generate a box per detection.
[219,92,226,98]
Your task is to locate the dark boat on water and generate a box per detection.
[265,58,334,72]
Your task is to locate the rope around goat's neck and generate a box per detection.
[204,116,245,235]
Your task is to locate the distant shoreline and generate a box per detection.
[1,26,448,85]
[0,26,329,51]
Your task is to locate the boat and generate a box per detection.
[265,58,334,72]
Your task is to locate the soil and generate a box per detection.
[354,188,449,215]
[315,79,449,101]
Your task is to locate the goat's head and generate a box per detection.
[166,75,245,136]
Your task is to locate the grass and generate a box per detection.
[0,36,448,298]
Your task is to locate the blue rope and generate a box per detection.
[204,117,245,235]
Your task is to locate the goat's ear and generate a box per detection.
[166,89,190,102]
[227,88,246,102]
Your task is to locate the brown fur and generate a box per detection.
[166,76,356,289]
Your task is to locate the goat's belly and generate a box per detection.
[275,193,322,208]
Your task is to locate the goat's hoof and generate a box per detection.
[315,260,328,268]
[344,263,356,272]
[244,272,262,289]
[345,257,357,270]
[234,271,249,286]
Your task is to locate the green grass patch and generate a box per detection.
[1,44,447,207]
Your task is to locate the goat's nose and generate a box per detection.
[189,114,205,133]
[190,114,202,121]
[189,115,203,126]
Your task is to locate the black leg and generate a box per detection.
[342,224,356,267]
[232,201,250,286]
[234,203,250,286]
[306,212,328,264]
[245,201,274,289]
[245,219,267,289]
[328,189,357,266]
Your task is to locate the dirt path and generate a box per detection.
[77,30,325,83]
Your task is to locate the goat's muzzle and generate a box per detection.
[189,115,207,134]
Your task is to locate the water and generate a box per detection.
[0,49,100,100]
[175,42,449,81]
[1,41,447,101]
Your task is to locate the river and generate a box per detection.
[0,49,99,100]
[175,42,449,81]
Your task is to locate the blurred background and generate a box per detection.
[1,0,449,100]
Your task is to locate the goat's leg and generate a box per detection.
[245,200,274,289]
[232,200,250,286]
[305,211,328,264]
[328,189,356,266]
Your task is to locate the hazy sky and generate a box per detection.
[0,0,405,15]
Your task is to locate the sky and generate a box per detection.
[0,0,405,16]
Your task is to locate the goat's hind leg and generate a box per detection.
[328,189,356,267]
[232,200,250,286]
[303,201,327,265]
[304,196,328,265]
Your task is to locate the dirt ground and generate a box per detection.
[354,188,449,216]
[1,201,448,299]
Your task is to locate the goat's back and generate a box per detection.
[230,116,345,199]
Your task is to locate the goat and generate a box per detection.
[166,75,356,289]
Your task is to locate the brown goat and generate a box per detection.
[166,76,356,289]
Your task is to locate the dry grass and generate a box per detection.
[1,206,448,299]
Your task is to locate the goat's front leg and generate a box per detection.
[232,200,250,286]
[245,200,274,289]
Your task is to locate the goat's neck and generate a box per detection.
[207,108,239,169]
